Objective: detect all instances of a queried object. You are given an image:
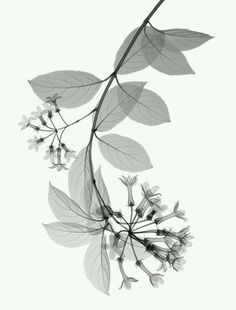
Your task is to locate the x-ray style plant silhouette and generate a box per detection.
[19,0,213,294]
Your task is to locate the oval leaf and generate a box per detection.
[68,147,93,214]
[29,70,101,108]
[142,27,195,75]
[43,222,101,248]
[119,87,170,126]
[48,183,96,227]
[162,28,213,51]
[96,82,146,132]
[98,134,153,172]
[114,28,149,75]
[84,234,110,295]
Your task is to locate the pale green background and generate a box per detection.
[0,0,235,309]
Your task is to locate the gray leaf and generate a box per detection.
[162,28,213,51]
[143,27,195,75]
[119,87,170,126]
[84,234,110,295]
[48,183,96,227]
[98,134,153,172]
[96,82,146,132]
[29,70,101,108]
[114,28,149,75]
[68,147,93,214]
[43,222,102,248]
[90,167,111,219]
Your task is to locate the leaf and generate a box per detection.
[162,28,213,51]
[43,222,102,248]
[96,82,146,132]
[48,183,97,227]
[114,28,150,74]
[68,147,93,214]
[29,70,101,108]
[98,134,153,172]
[119,86,170,126]
[90,167,111,219]
[84,234,110,295]
[142,26,195,75]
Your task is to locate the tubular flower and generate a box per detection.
[120,175,138,206]
[136,182,160,217]
[50,148,68,171]
[118,258,138,290]
[136,260,164,288]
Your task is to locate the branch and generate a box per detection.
[87,0,166,210]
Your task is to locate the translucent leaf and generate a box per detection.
[68,147,93,214]
[98,134,153,172]
[96,82,146,132]
[43,222,102,248]
[90,167,111,219]
[162,28,213,51]
[94,167,110,206]
[84,234,110,295]
[151,50,194,75]
[143,27,195,75]
[48,183,97,227]
[114,28,149,75]
[29,70,101,108]
[119,86,170,126]
[141,27,166,64]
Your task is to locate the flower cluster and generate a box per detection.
[105,175,193,290]
[18,93,76,171]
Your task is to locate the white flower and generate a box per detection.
[147,197,166,217]
[165,236,175,247]
[120,277,138,290]
[177,226,193,248]
[42,102,56,113]
[136,182,160,217]
[18,115,31,130]
[174,201,187,221]
[31,106,47,120]
[142,182,159,198]
[178,226,190,237]
[49,163,68,171]
[149,196,162,207]
[157,260,168,272]
[149,273,164,288]
[171,242,184,256]
[154,204,168,218]
[61,143,76,163]
[27,136,44,151]
[173,257,186,271]
[45,93,61,112]
[120,175,137,186]
[136,260,164,288]
[118,257,138,290]
[44,147,56,163]
[179,233,194,250]
[49,148,68,171]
